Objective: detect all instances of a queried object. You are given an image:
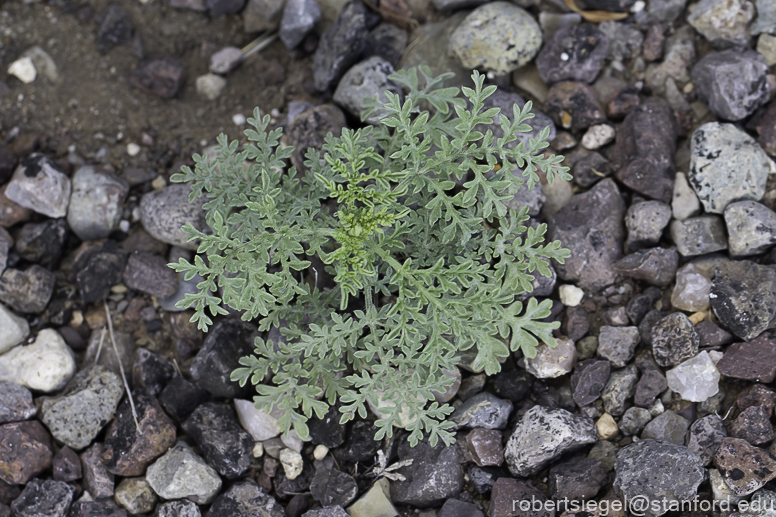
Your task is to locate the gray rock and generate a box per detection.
[156,500,202,517]
[536,24,609,85]
[333,57,401,124]
[625,200,672,252]
[146,444,222,504]
[598,21,643,61]
[302,507,348,517]
[597,326,640,368]
[740,489,776,517]
[190,318,257,398]
[710,260,776,341]
[139,184,207,250]
[689,122,774,214]
[571,359,611,406]
[431,0,487,10]
[547,178,625,292]
[670,215,728,256]
[313,0,378,92]
[504,405,598,477]
[0,302,29,355]
[645,26,695,95]
[114,477,157,515]
[123,252,178,298]
[14,219,67,269]
[641,410,689,445]
[449,2,542,76]
[362,23,408,68]
[620,407,652,435]
[159,271,203,312]
[67,166,129,241]
[5,155,71,218]
[601,365,638,416]
[310,468,358,507]
[68,502,127,517]
[449,392,513,430]
[0,382,35,424]
[612,248,678,287]
[80,443,114,499]
[614,440,705,517]
[752,0,776,34]
[437,499,484,517]
[729,405,774,445]
[208,479,285,517]
[389,435,464,507]
[691,48,770,121]
[477,90,556,159]
[687,414,727,466]
[724,201,776,257]
[548,455,608,501]
[243,0,284,33]
[10,479,74,517]
[0,228,9,277]
[209,47,242,75]
[649,0,687,21]
[651,312,699,367]
[40,365,124,450]
[0,265,55,314]
[279,0,321,49]
[83,328,135,381]
[687,0,754,47]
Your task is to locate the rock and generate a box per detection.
[596,413,618,440]
[190,318,257,398]
[4,155,70,218]
[641,410,689,445]
[621,407,652,435]
[724,201,776,257]
[612,98,677,203]
[279,0,321,49]
[0,421,53,484]
[132,348,175,396]
[571,151,611,189]
[548,456,608,501]
[102,389,177,476]
[307,408,346,449]
[234,399,284,442]
[597,326,639,368]
[14,220,66,270]
[73,241,128,304]
[688,0,754,47]
[477,90,556,159]
[7,57,35,84]
[625,201,672,252]
[715,437,776,495]
[697,319,735,349]
[209,47,242,75]
[599,21,643,61]
[547,179,625,292]
[0,304,29,355]
[139,185,207,250]
[466,429,504,467]
[523,337,576,378]
[156,500,202,517]
[158,375,208,422]
[559,284,584,307]
[672,172,701,221]
[182,401,254,479]
[489,478,552,517]
[687,414,727,466]
[339,419,380,462]
[244,0,283,32]
[612,248,678,287]
[730,405,774,445]
[81,443,114,499]
[571,359,611,406]
[639,309,669,346]
[491,369,532,402]
[208,479,284,517]
[536,24,609,85]
[692,48,770,122]
[123,252,178,298]
[68,502,127,517]
[286,104,347,171]
[614,440,704,517]
[601,365,638,416]
[670,215,728,257]
[649,0,687,20]
[0,329,74,393]
[437,499,484,517]
[752,0,776,34]
[206,0,245,16]
[635,365,668,408]
[52,446,81,482]
[274,455,314,497]
[711,261,776,341]
[310,467,358,507]
[9,479,74,517]
[129,56,186,99]
[449,392,513,430]
[333,57,401,124]
[0,228,8,276]
[0,382,35,424]
[666,351,720,403]
[313,0,378,92]
[651,312,700,367]
[389,436,464,507]
[738,384,776,415]
[689,122,774,214]
[449,2,542,77]
[543,81,607,131]
[671,263,711,312]
[39,365,123,450]
[504,405,598,477]
[347,480,398,517]
[97,4,133,53]
[196,73,227,100]
[363,23,408,68]
[717,332,776,382]
[82,328,134,382]
[146,444,222,504]
[626,287,661,326]
[645,26,695,95]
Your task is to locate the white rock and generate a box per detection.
[0,302,30,354]
[671,263,711,312]
[710,468,741,504]
[279,448,304,480]
[523,337,576,378]
[0,329,75,392]
[559,284,584,306]
[7,57,36,83]
[210,47,243,75]
[234,399,283,441]
[5,156,71,218]
[252,442,264,458]
[672,172,701,221]
[127,143,141,156]
[709,350,723,365]
[196,73,227,101]
[21,46,58,82]
[232,113,246,125]
[581,124,615,150]
[432,367,462,403]
[666,351,720,402]
[313,444,328,460]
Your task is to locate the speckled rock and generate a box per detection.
[207,479,285,517]
[597,326,640,368]
[0,329,75,393]
[67,166,129,241]
[10,479,74,517]
[146,444,223,504]
[0,381,35,424]
[156,500,202,517]
[139,184,207,250]
[0,303,29,355]
[0,421,53,485]
[651,312,699,367]
[548,455,608,502]
[621,407,652,435]
[715,437,776,496]
[449,392,513,430]
[625,201,672,252]
[724,201,776,257]
[601,365,639,416]
[687,0,754,48]
[0,266,55,314]
[729,405,774,445]
[333,56,401,124]
[389,435,464,508]
[536,24,609,85]
[449,2,542,76]
[710,261,776,341]
[4,155,71,218]
[670,215,728,256]
[688,414,727,466]
[716,332,776,382]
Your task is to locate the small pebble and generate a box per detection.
[313,444,328,460]
[7,57,36,84]
[559,284,584,306]
[127,143,141,156]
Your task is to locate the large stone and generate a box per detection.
[547,179,625,292]
[651,312,699,367]
[612,248,678,287]
[688,414,727,466]
[0,303,29,355]
[9,479,74,517]
[614,440,705,517]
[389,435,464,507]
[536,24,609,85]
[0,382,35,424]
[449,2,542,77]
[597,326,639,368]
[190,319,257,398]
[67,166,129,241]
[716,332,776,383]
[129,57,186,99]
[310,467,358,507]
[333,57,401,124]
[670,215,728,256]
[625,200,672,252]
[523,337,576,378]
[0,329,75,393]
[123,252,178,298]
[715,437,776,496]
[40,365,124,450]
[504,405,598,477]
[0,421,53,484]
[0,266,55,314]
[666,351,720,402]
[146,444,223,504]
[724,201,776,257]
[691,48,770,121]
[208,479,285,517]
[689,122,774,214]
[687,0,754,47]
[449,392,513,430]
[4,155,71,218]
[139,185,207,250]
[710,261,776,341]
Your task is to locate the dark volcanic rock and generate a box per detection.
[81,443,114,499]
[158,375,209,422]
[688,414,727,466]
[0,266,55,313]
[570,359,611,406]
[634,366,668,407]
[0,420,53,485]
[612,97,677,203]
[73,241,127,304]
[129,57,186,99]
[710,260,776,341]
[123,252,178,299]
[543,81,607,131]
[189,318,258,398]
[310,468,358,507]
[717,332,776,383]
[612,247,678,287]
[729,405,774,445]
[601,365,639,416]
[438,499,484,517]
[714,437,776,496]
[737,384,776,416]
[536,24,609,85]
[340,420,380,463]
[132,348,175,396]
[389,435,464,508]
[207,480,285,517]
[15,219,67,268]
[52,446,81,482]
[308,406,346,448]
[548,456,608,502]
[547,178,625,292]
[97,4,133,54]
[697,319,735,348]
[10,479,74,517]
[0,381,36,424]
[492,369,533,402]
[650,312,699,367]
[181,401,254,479]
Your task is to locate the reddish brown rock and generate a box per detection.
[0,420,53,484]
[543,81,607,131]
[0,184,31,229]
[467,429,504,467]
[53,445,82,482]
[737,384,776,416]
[81,443,114,499]
[715,437,776,496]
[607,88,640,119]
[129,56,186,99]
[717,333,776,383]
[729,406,774,445]
[102,389,176,476]
[642,24,664,61]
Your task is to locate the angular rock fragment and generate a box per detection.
[715,437,776,496]
[0,420,53,485]
[710,261,776,341]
